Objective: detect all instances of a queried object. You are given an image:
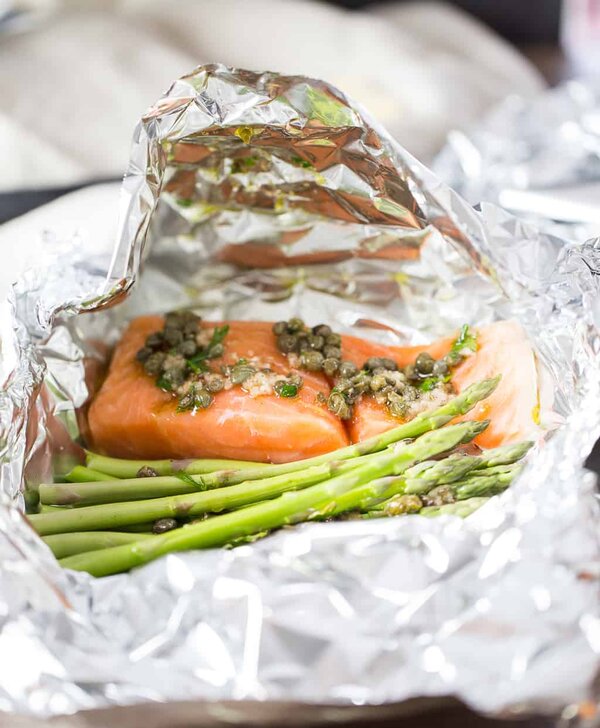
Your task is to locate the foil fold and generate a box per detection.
[0,65,599,720]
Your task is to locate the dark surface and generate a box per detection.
[323,0,561,43]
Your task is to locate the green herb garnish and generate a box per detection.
[274,381,299,398]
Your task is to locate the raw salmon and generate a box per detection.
[342,320,540,448]
[88,317,349,463]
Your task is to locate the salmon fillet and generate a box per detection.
[88,317,349,463]
[342,320,540,448]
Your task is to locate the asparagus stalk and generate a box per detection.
[86,453,267,479]
[43,531,154,559]
[59,421,482,576]
[420,497,490,518]
[42,378,500,506]
[65,466,118,483]
[314,421,489,517]
[453,466,521,500]
[32,461,365,535]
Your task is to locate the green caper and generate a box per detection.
[178,339,198,357]
[144,352,166,376]
[152,517,179,534]
[145,332,164,348]
[164,311,185,329]
[230,364,256,385]
[277,333,298,353]
[323,345,341,360]
[433,359,449,377]
[337,360,358,378]
[325,333,342,347]
[384,494,423,516]
[272,321,288,336]
[136,346,153,362]
[352,372,372,392]
[421,485,456,506]
[370,374,388,392]
[288,373,304,389]
[177,388,196,410]
[297,336,311,353]
[404,364,418,381]
[164,327,184,347]
[387,391,408,418]
[365,356,397,371]
[163,367,186,389]
[312,324,332,337]
[327,391,351,420]
[287,317,305,333]
[182,319,199,336]
[204,373,225,393]
[415,352,435,375]
[195,389,213,409]
[136,465,159,478]
[207,343,224,359]
[300,350,324,371]
[322,358,339,377]
[307,334,325,350]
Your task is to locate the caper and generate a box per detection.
[207,342,224,359]
[177,389,196,410]
[433,359,449,377]
[322,358,339,377]
[325,333,342,347]
[421,485,456,506]
[164,327,184,347]
[204,373,225,392]
[277,333,297,353]
[384,494,423,516]
[307,334,325,350]
[178,339,198,357]
[296,336,311,353]
[415,352,435,375]
[164,311,185,329]
[370,374,387,392]
[195,389,213,408]
[387,391,408,418]
[136,465,159,478]
[334,377,352,391]
[162,367,186,388]
[323,345,341,360]
[152,518,179,534]
[146,332,164,348]
[288,373,304,389]
[365,356,397,371]
[312,324,332,337]
[183,319,199,337]
[300,350,324,371]
[287,317,305,333]
[352,372,372,392]
[404,364,418,381]
[144,352,166,376]
[327,391,351,420]
[272,321,288,336]
[337,360,358,378]
[136,346,153,362]
[230,363,256,385]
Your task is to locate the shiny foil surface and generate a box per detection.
[0,66,599,720]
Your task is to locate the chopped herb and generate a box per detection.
[173,471,201,488]
[274,381,299,398]
[156,374,172,391]
[448,324,477,361]
[186,356,210,374]
[419,377,437,392]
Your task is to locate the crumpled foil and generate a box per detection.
[1,65,599,721]
[434,80,600,242]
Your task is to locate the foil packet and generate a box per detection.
[0,65,599,721]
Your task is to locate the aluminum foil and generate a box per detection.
[434,80,600,242]
[0,65,599,721]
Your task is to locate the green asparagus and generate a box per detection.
[59,421,483,576]
[420,497,490,518]
[65,466,118,483]
[43,531,154,559]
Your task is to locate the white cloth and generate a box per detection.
[0,0,543,191]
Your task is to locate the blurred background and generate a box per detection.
[0,0,598,200]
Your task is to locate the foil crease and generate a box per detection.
[0,65,599,720]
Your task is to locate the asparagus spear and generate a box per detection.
[65,466,118,483]
[42,378,500,506]
[32,461,366,534]
[59,421,482,576]
[420,497,490,518]
[86,453,267,479]
[453,466,521,500]
[43,531,154,559]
